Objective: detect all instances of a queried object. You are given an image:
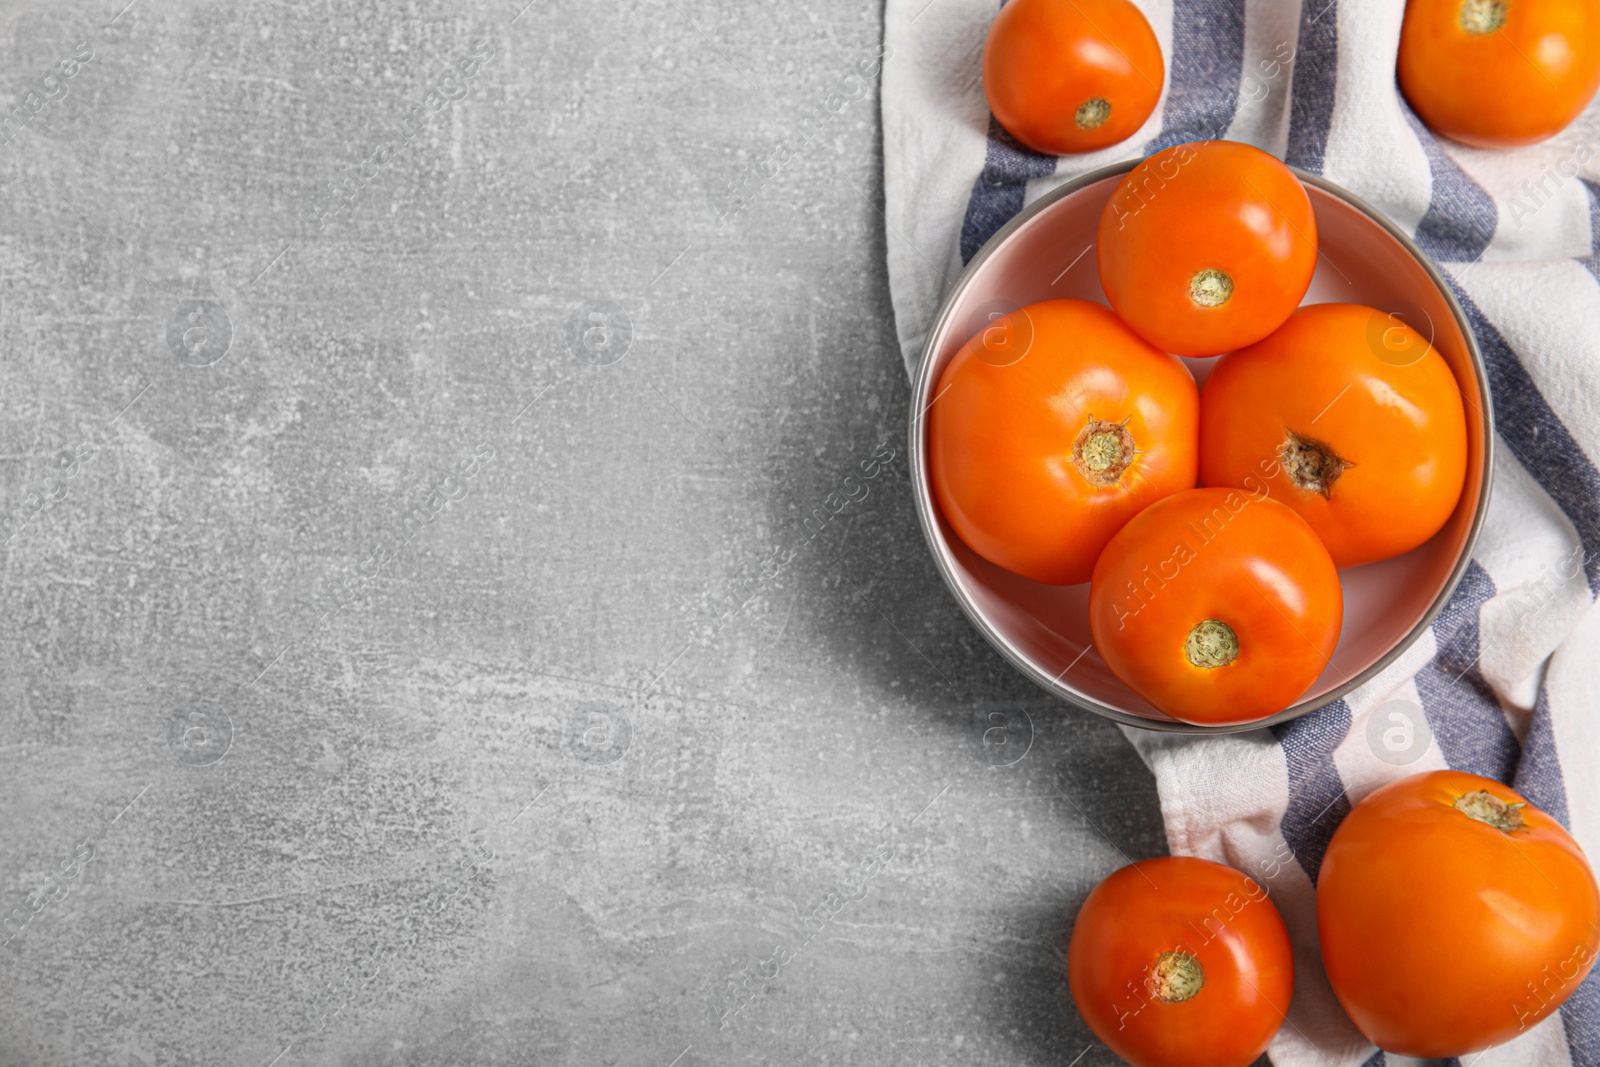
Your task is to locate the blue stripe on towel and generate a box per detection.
[1413,561,1521,781]
[957,117,1056,266]
[1400,104,1497,264]
[1144,0,1245,152]
[1285,0,1338,173]
[1516,688,1572,828]
[1270,700,1352,884]
[1563,1000,1600,1067]
[1583,179,1600,283]
[1399,91,1600,593]
[1449,280,1600,592]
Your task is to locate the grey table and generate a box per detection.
[0,1,1165,1064]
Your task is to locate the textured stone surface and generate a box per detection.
[0,1,1165,1064]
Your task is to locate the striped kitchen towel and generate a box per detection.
[882,1,1600,1064]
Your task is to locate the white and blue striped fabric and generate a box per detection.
[883,2,1600,1063]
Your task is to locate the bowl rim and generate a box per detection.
[907,157,1497,735]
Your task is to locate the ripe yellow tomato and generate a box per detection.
[1097,141,1317,358]
[1199,303,1468,568]
[1068,857,1294,1067]
[982,0,1164,155]
[1319,771,1600,1056]
[1400,0,1600,147]
[1089,488,1342,725]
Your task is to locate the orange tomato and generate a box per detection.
[982,0,1164,155]
[1067,857,1294,1067]
[1097,140,1317,357]
[1399,0,1600,148]
[928,299,1198,586]
[1199,302,1469,568]
[1088,487,1342,725]
[1318,770,1600,1057]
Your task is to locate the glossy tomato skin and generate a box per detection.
[928,299,1198,586]
[1089,488,1342,725]
[1067,857,1294,1067]
[982,0,1164,155]
[1199,302,1469,568]
[1097,140,1317,357]
[1399,0,1600,148]
[1318,771,1600,1057]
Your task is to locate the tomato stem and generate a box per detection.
[1278,430,1351,498]
[1072,417,1135,485]
[1454,789,1527,833]
[1083,434,1122,471]
[1189,269,1233,308]
[1075,98,1111,130]
[1149,950,1205,1002]
[1185,620,1238,669]
[1460,0,1506,34]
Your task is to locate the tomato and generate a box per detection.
[1096,140,1317,358]
[1399,0,1600,148]
[1067,856,1294,1067]
[928,299,1198,586]
[1088,487,1341,725]
[982,0,1164,155]
[1318,771,1600,1057]
[1199,302,1468,568]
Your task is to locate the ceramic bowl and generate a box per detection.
[908,160,1494,733]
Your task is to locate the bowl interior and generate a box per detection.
[913,172,1489,729]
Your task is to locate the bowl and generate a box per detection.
[909,159,1494,733]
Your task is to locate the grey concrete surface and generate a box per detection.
[0,1,1167,1064]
